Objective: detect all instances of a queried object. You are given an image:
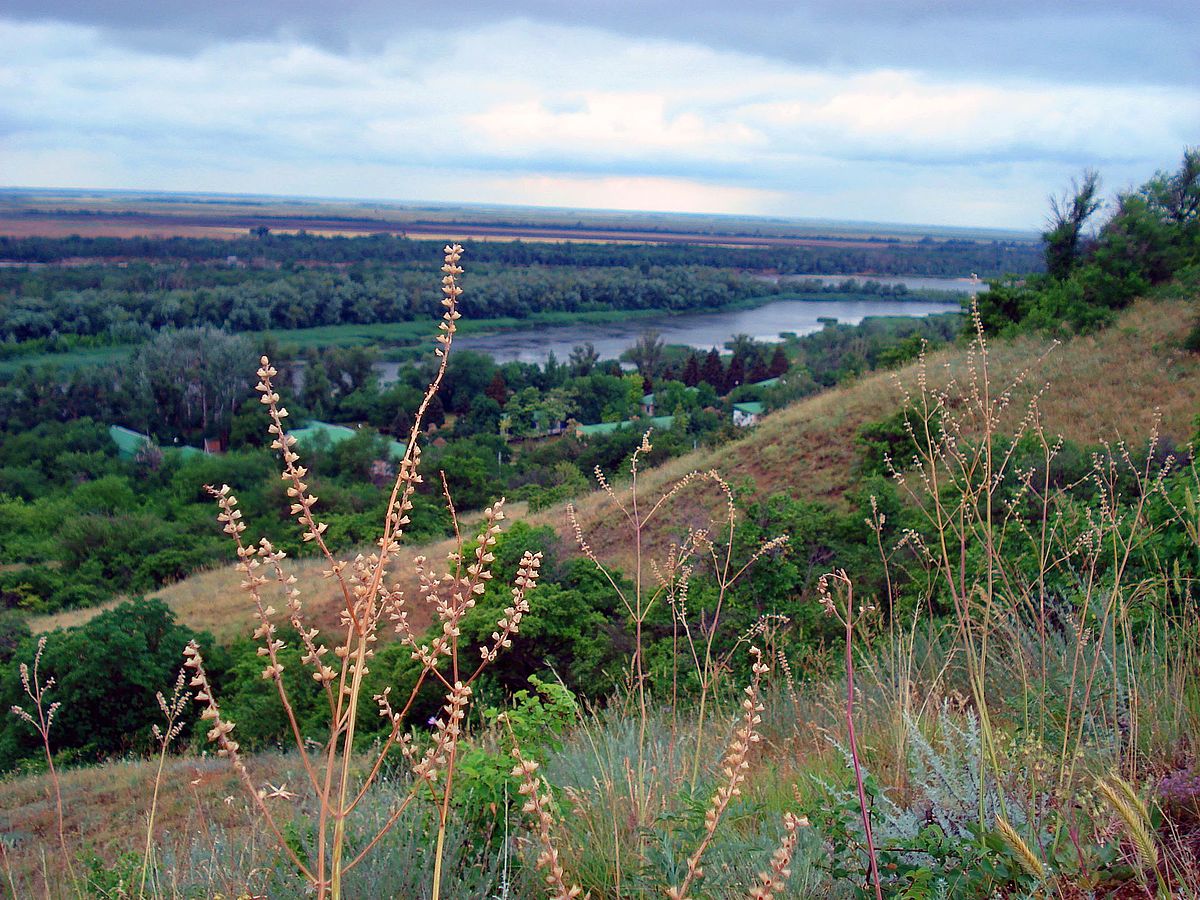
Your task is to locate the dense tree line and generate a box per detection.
[3,403,1194,772]
[0,303,966,619]
[0,230,1041,276]
[0,264,774,346]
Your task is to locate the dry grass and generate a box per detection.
[27,556,357,641]
[0,750,303,894]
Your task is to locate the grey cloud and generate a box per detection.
[5,0,1198,85]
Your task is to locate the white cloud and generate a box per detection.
[0,17,1196,228]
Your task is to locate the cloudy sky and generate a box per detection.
[1,1,1197,229]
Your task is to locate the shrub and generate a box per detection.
[0,598,213,770]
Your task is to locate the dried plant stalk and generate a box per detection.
[183,245,543,900]
[510,742,587,900]
[747,812,804,900]
[667,647,769,900]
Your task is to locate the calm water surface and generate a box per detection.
[377,293,964,374]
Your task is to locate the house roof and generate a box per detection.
[109,425,206,460]
[290,420,410,460]
[109,425,150,459]
[576,415,675,437]
[732,402,765,415]
[288,420,357,445]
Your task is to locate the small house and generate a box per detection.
[575,415,675,440]
[732,402,765,428]
[109,425,152,460]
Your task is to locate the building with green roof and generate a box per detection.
[109,425,151,459]
[109,425,207,460]
[289,420,409,460]
[576,415,675,439]
[732,402,765,428]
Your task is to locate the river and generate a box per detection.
[374,291,965,375]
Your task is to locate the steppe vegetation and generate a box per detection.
[1,149,1199,898]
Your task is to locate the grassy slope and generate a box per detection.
[30,289,1199,639]
[9,287,1198,893]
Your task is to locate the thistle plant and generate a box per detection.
[181,245,544,900]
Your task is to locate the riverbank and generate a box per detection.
[0,288,967,375]
[410,292,963,367]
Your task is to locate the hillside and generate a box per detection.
[10,283,1200,899]
[31,281,1198,641]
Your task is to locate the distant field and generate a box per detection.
[0,211,934,249]
[0,344,129,375]
[0,188,1038,246]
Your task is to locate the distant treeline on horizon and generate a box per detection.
[0,230,1042,278]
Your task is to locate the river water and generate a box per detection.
[452,296,964,367]
[374,283,968,376]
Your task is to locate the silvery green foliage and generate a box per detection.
[543,710,822,897]
[327,780,504,900]
[903,705,1031,840]
[823,704,1045,860]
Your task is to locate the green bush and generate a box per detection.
[0,598,216,771]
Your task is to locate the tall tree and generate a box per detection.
[681,353,701,387]
[1044,168,1103,280]
[133,326,253,440]
[626,331,665,377]
[725,353,746,392]
[767,346,790,378]
[1150,147,1200,224]
[542,350,566,389]
[568,342,600,376]
[302,353,334,419]
[485,370,509,407]
[699,349,724,390]
[725,333,758,361]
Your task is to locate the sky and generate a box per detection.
[1,1,1197,229]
